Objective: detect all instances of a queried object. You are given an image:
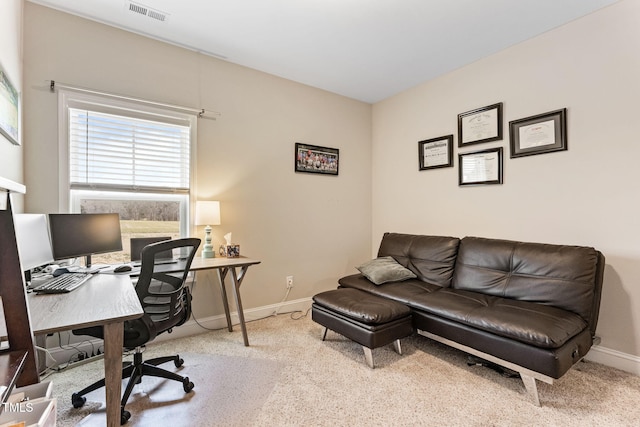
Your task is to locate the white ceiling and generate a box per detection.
[28,0,619,103]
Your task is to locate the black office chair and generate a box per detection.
[130,236,172,262]
[71,237,201,425]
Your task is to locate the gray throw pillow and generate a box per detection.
[357,256,417,285]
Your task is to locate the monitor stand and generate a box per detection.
[72,255,101,274]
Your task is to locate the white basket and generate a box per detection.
[0,398,56,427]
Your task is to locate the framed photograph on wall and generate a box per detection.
[0,67,20,145]
[418,135,453,170]
[459,147,503,186]
[458,102,503,147]
[295,143,339,175]
[509,108,567,158]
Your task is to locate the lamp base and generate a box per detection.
[202,225,215,258]
[202,246,215,258]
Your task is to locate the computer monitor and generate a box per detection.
[130,236,172,262]
[13,213,55,272]
[48,213,123,268]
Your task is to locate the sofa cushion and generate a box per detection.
[452,236,600,323]
[339,273,441,304]
[313,288,412,325]
[356,256,417,285]
[411,288,587,348]
[411,310,593,378]
[377,233,460,287]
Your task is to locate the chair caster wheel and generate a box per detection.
[183,377,194,393]
[121,408,131,425]
[71,393,86,408]
[174,355,184,368]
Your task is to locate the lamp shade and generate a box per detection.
[195,200,221,226]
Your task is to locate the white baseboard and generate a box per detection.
[42,298,640,379]
[43,297,313,368]
[154,296,313,342]
[585,344,640,376]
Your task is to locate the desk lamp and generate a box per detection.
[195,200,221,258]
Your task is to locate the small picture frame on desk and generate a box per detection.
[220,244,240,258]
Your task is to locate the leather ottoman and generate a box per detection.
[312,288,413,368]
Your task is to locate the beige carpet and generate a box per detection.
[49,313,640,426]
[60,353,283,426]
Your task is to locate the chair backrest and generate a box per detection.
[127,238,200,346]
[130,236,172,262]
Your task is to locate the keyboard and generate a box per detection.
[32,273,92,294]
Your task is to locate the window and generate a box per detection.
[59,90,196,264]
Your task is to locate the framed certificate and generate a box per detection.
[509,108,567,158]
[418,135,453,170]
[458,102,503,147]
[459,147,503,186]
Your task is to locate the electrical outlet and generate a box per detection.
[286,275,294,289]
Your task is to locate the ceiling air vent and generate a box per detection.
[126,1,168,22]
[147,9,167,22]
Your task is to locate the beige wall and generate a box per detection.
[22,3,372,318]
[15,1,640,370]
[0,0,24,209]
[372,0,640,361]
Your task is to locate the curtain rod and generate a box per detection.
[48,80,220,120]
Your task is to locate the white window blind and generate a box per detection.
[69,109,190,193]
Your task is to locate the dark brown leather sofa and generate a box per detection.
[338,233,605,405]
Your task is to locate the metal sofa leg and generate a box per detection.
[322,327,328,341]
[520,374,541,407]
[363,346,374,369]
[364,340,402,369]
[393,339,402,355]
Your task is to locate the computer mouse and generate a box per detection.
[114,265,132,273]
[52,267,69,277]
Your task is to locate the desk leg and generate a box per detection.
[230,267,250,346]
[216,268,233,332]
[103,322,124,427]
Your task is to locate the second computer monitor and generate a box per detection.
[130,236,172,262]
[14,213,55,272]
[48,213,123,267]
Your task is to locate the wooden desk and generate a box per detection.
[0,183,39,388]
[108,255,261,345]
[28,274,143,427]
[188,256,261,346]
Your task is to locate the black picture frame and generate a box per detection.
[459,147,503,186]
[509,108,567,158]
[458,102,503,147]
[0,67,19,146]
[295,143,339,175]
[419,135,453,170]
